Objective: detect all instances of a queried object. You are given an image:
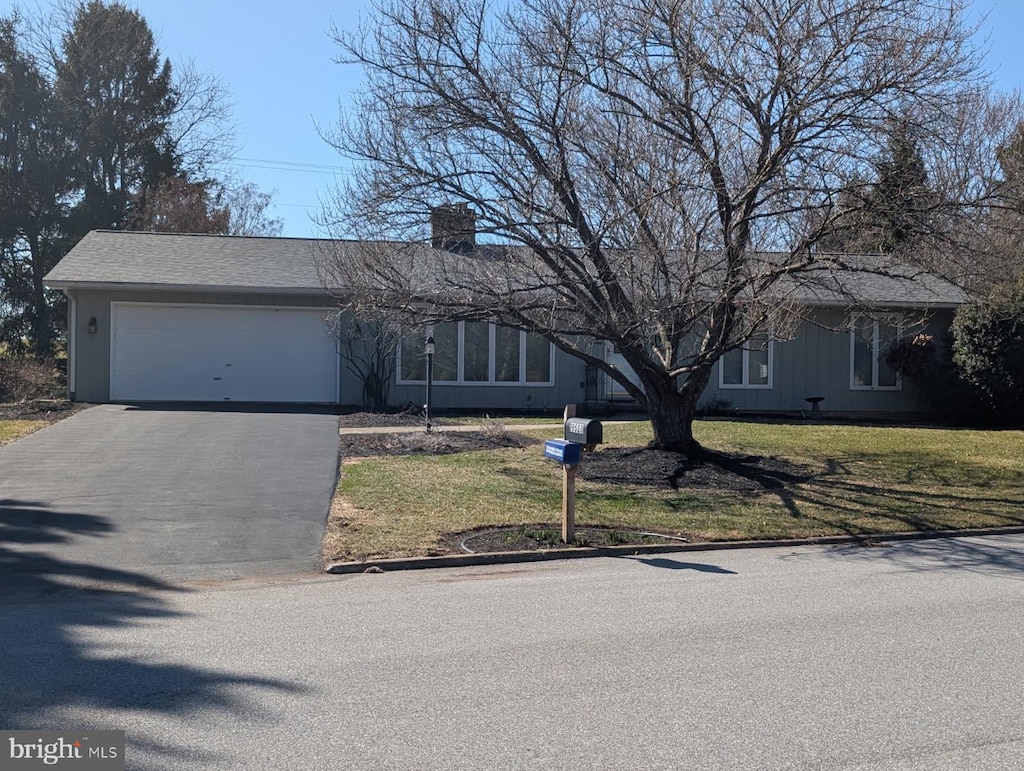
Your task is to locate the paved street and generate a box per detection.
[0,405,340,586]
[2,536,1023,769]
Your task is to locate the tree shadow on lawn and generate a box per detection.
[767,474,1024,534]
[696,448,1021,496]
[0,498,306,770]
[577,449,1024,540]
[584,444,1018,494]
[669,451,1024,535]
[814,448,1021,488]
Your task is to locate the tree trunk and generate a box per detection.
[644,376,705,456]
[28,233,54,358]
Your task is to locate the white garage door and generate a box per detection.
[111,304,339,403]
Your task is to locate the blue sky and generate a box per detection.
[5,1,1024,237]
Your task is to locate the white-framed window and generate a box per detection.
[397,322,554,386]
[850,316,901,390]
[719,329,773,389]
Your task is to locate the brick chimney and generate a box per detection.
[430,204,476,253]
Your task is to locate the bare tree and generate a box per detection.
[127,173,283,236]
[328,312,400,411]
[168,58,236,179]
[219,177,284,236]
[127,174,229,233]
[320,0,1014,452]
[969,118,1024,295]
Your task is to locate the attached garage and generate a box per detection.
[110,303,339,403]
[45,230,348,404]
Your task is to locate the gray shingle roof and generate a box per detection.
[44,230,335,293]
[775,255,968,307]
[44,230,968,307]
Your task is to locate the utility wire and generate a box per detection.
[218,155,356,176]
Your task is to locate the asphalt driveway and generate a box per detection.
[0,404,340,591]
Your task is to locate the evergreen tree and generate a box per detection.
[0,15,74,355]
[55,1,177,235]
[952,290,1024,426]
[821,121,932,255]
[870,121,932,254]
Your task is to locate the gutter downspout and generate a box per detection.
[63,289,76,401]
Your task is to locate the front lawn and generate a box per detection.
[323,419,1024,562]
[0,401,88,446]
[0,419,49,446]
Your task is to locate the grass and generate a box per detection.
[0,419,49,446]
[323,419,1024,562]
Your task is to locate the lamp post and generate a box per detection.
[424,335,435,433]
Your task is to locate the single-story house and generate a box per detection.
[44,229,966,417]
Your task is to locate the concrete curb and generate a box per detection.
[323,525,1024,574]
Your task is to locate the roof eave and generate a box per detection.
[45,280,341,295]
[42,281,964,309]
[800,299,964,309]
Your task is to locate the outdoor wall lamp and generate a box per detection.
[87,317,98,334]
[424,335,435,433]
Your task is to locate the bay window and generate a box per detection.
[397,322,553,385]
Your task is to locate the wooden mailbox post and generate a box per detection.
[543,417,603,543]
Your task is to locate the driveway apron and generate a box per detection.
[0,404,340,589]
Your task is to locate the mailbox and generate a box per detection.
[564,417,603,446]
[544,439,583,466]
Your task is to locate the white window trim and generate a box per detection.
[719,336,774,390]
[849,317,902,391]
[396,322,555,387]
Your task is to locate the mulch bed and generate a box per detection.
[339,411,815,493]
[0,400,90,423]
[578,447,814,492]
[338,409,434,429]
[340,427,540,459]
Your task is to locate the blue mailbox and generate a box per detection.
[544,439,583,466]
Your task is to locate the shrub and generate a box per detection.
[0,358,66,402]
[478,416,510,443]
[883,332,986,424]
[951,293,1024,426]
